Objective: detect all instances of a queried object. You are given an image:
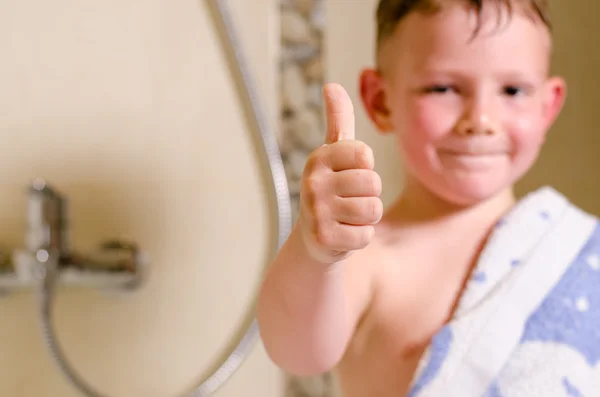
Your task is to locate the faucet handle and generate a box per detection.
[0,180,147,295]
[26,178,70,256]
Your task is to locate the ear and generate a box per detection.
[541,76,567,131]
[359,68,394,134]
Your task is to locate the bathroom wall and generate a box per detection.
[0,0,283,396]
[516,0,600,213]
[283,0,600,396]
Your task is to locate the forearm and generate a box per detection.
[257,223,351,376]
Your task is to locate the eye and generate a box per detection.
[425,85,456,94]
[503,85,525,97]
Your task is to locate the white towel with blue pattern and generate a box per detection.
[407,186,600,397]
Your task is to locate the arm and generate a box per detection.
[257,83,381,376]
[257,223,372,376]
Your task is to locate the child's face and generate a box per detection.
[360,4,566,206]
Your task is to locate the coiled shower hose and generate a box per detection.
[36,0,293,395]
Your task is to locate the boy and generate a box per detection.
[258,0,600,396]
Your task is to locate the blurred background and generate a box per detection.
[0,0,597,396]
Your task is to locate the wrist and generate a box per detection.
[295,221,348,269]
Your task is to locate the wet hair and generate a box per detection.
[375,0,552,50]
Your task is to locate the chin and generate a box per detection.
[428,174,514,208]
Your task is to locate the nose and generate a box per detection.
[455,99,498,136]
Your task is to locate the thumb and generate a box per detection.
[323,83,355,144]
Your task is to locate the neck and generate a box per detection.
[386,177,516,230]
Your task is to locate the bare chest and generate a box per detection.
[337,253,477,397]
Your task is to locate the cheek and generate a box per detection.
[507,106,547,154]
[391,98,458,174]
[396,97,460,145]
[506,107,547,174]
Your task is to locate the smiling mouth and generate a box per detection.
[438,149,507,156]
[437,150,507,170]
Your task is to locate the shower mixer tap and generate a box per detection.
[0,179,145,295]
[26,179,71,261]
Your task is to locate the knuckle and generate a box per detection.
[356,197,382,224]
[303,174,325,199]
[302,184,318,209]
[371,198,384,222]
[355,142,374,169]
[354,226,374,249]
[368,171,382,196]
[315,224,335,248]
[302,186,330,222]
[365,199,377,221]
[367,199,377,219]
[305,146,328,171]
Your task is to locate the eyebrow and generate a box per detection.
[410,65,544,82]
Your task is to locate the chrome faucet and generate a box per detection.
[0,179,145,295]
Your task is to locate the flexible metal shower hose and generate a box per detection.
[36,0,293,395]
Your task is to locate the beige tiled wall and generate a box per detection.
[0,0,282,396]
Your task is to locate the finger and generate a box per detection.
[326,140,374,171]
[323,224,374,252]
[334,169,382,198]
[334,196,383,226]
[323,82,355,144]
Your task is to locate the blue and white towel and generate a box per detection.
[408,186,600,397]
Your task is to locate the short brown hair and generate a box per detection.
[376,0,552,50]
